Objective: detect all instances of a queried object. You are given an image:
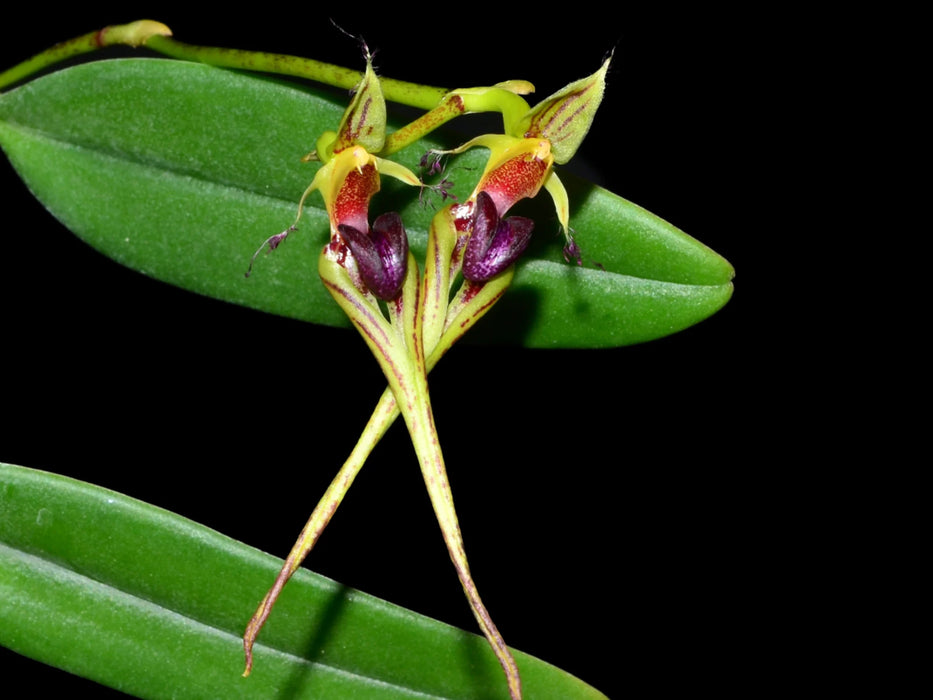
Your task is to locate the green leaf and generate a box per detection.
[0,462,606,699]
[0,58,733,348]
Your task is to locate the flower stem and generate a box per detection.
[0,20,449,110]
[0,20,171,91]
[145,35,447,110]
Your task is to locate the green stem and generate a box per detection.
[381,93,467,156]
[382,88,533,156]
[0,19,449,110]
[0,20,171,91]
[145,35,447,110]
[2,22,536,154]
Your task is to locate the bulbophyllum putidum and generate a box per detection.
[242,51,610,700]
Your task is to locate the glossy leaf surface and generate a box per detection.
[0,462,606,699]
[0,58,733,348]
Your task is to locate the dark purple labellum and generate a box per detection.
[338,211,409,300]
[462,191,534,282]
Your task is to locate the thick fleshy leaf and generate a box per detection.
[0,462,606,699]
[0,58,733,348]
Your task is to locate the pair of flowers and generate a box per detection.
[244,53,610,700]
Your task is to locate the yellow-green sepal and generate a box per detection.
[334,57,386,154]
[515,56,611,164]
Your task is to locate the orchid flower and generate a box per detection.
[243,57,610,699]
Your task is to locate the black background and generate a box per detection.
[2,7,764,698]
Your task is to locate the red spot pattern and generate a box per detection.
[479,154,550,217]
[333,162,380,235]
